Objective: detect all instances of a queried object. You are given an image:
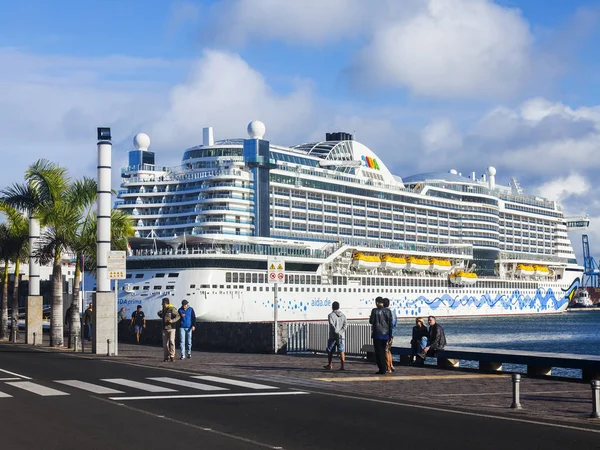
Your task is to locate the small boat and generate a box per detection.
[351,252,381,269]
[571,289,594,308]
[534,265,549,278]
[449,271,478,286]
[516,264,534,277]
[430,258,452,273]
[381,254,406,271]
[406,256,429,272]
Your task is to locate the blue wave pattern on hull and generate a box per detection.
[259,279,579,316]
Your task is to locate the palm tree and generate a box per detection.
[2,160,71,346]
[0,224,11,340]
[0,204,29,341]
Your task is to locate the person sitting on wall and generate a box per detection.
[423,316,446,359]
[410,317,429,366]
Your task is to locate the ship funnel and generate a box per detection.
[203,127,214,146]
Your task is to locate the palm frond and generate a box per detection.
[25,159,70,205]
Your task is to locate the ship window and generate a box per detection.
[253,287,257,291]
[247,287,250,291]
[328,288,331,292]
[265,287,269,292]
[226,272,232,282]
[252,273,258,283]
[143,286,150,290]
[317,276,322,284]
[190,284,196,289]
[168,273,179,278]
[212,285,217,288]
[259,273,265,283]
[135,274,143,279]
[155,273,165,278]
[301,288,304,292]
[311,275,316,284]
[153,286,161,290]
[259,287,263,292]
[295,287,299,292]
[300,275,305,284]
[126,274,132,279]
[166,285,174,290]
[201,284,209,288]
[133,286,139,291]
[227,285,231,289]
[284,287,288,292]
[312,288,316,292]
[232,273,238,283]
[219,285,224,289]
[294,275,300,284]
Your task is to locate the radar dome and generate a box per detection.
[487,166,497,176]
[133,133,151,151]
[449,169,458,175]
[247,120,266,139]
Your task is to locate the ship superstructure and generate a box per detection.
[114,122,584,321]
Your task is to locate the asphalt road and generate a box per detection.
[0,344,599,450]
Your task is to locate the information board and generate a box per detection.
[267,257,285,284]
[107,250,127,279]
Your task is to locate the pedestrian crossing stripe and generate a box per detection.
[0,375,282,398]
[6,381,70,397]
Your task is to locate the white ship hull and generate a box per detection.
[115,267,580,322]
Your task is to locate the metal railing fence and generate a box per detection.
[286,321,371,356]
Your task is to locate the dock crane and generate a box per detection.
[582,234,600,287]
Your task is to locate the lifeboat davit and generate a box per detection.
[449,271,478,286]
[430,258,452,273]
[516,264,534,278]
[352,252,381,270]
[381,254,406,271]
[534,265,549,278]
[406,256,429,272]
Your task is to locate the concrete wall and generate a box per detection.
[118,320,287,354]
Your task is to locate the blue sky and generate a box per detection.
[1,0,600,254]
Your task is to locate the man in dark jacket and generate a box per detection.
[369,297,393,375]
[157,298,180,362]
[177,300,196,360]
[424,316,446,357]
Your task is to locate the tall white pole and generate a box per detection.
[94,127,114,355]
[26,216,42,345]
[273,282,278,353]
[28,217,40,296]
[97,129,112,293]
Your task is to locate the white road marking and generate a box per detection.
[0,391,13,398]
[101,378,177,393]
[109,391,309,401]
[0,368,31,380]
[54,380,125,395]
[191,376,278,390]
[0,377,21,381]
[147,377,229,391]
[5,381,69,397]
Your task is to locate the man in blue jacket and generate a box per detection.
[178,300,197,360]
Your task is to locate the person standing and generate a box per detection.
[383,298,397,373]
[423,316,446,358]
[131,305,146,344]
[323,301,347,371]
[369,297,393,375]
[177,300,196,360]
[117,307,127,323]
[157,298,180,362]
[83,303,93,341]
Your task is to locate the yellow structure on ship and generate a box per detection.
[351,252,381,269]
[430,258,452,273]
[449,271,478,286]
[516,264,535,277]
[381,254,407,271]
[406,256,429,272]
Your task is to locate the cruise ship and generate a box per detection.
[114,121,587,322]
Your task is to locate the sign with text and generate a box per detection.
[107,250,127,279]
[267,257,285,284]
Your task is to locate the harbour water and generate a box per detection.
[393,310,600,377]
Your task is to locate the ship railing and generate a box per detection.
[286,321,371,356]
[122,169,244,184]
[130,244,334,259]
[499,252,567,264]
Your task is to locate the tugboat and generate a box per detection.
[570,289,594,308]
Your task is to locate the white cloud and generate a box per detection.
[534,173,590,203]
[353,0,532,99]
[420,118,463,153]
[210,0,367,45]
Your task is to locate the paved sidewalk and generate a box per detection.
[43,339,599,430]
